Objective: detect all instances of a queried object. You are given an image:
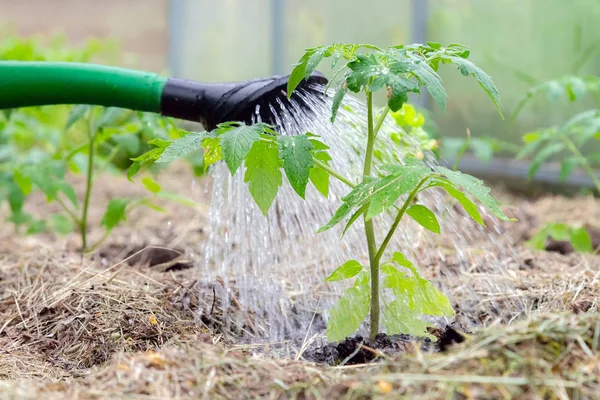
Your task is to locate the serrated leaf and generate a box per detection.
[325,260,363,282]
[318,178,377,232]
[346,54,381,92]
[305,47,328,79]
[571,227,593,252]
[101,198,129,230]
[66,105,91,131]
[326,272,370,342]
[406,205,440,234]
[406,59,447,110]
[278,135,314,199]
[201,136,222,170]
[383,254,454,319]
[157,132,206,163]
[142,176,162,193]
[243,139,282,215]
[436,167,513,222]
[382,73,419,111]
[366,159,430,220]
[383,300,436,340]
[444,55,502,116]
[287,50,312,97]
[331,81,348,123]
[220,124,263,175]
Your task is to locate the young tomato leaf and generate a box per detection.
[243,139,282,215]
[202,136,222,171]
[435,181,484,226]
[342,203,368,237]
[571,227,593,253]
[406,204,440,234]
[325,260,363,282]
[309,151,331,198]
[436,167,514,222]
[55,181,78,208]
[318,178,377,232]
[405,59,447,111]
[50,214,75,235]
[220,124,263,175]
[101,198,130,230]
[127,161,142,181]
[142,176,162,194]
[326,272,370,342]
[13,169,32,195]
[331,80,349,123]
[278,135,314,199]
[383,300,436,340]
[528,142,564,179]
[287,50,313,97]
[157,132,206,163]
[366,159,430,220]
[443,56,502,116]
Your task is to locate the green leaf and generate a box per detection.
[342,203,368,237]
[529,143,564,179]
[571,227,593,252]
[406,59,447,111]
[444,55,502,116]
[13,169,32,195]
[383,300,436,341]
[326,272,370,342]
[101,198,129,230]
[243,139,282,215]
[287,51,312,97]
[309,151,330,198]
[305,47,328,79]
[436,167,514,222]
[366,159,430,220]
[202,136,222,170]
[157,132,206,163]
[383,253,454,319]
[127,161,142,181]
[559,157,581,182]
[330,81,348,123]
[382,73,419,111]
[406,204,440,234]
[142,176,162,194]
[278,135,314,199]
[50,214,75,235]
[65,105,91,131]
[55,181,78,208]
[325,260,363,282]
[318,178,377,232]
[436,181,484,226]
[219,124,265,175]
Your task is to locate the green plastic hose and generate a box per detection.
[0,61,166,112]
[0,61,328,129]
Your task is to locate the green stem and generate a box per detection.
[561,136,600,194]
[363,91,380,340]
[373,107,390,139]
[81,123,96,252]
[374,178,428,265]
[313,159,356,188]
[55,196,81,226]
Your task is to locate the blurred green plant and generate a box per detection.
[0,33,196,250]
[527,222,594,253]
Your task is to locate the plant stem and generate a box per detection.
[81,125,96,252]
[373,107,390,139]
[313,159,356,188]
[363,91,380,339]
[55,196,81,226]
[374,178,428,265]
[561,136,600,194]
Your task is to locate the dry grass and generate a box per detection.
[1,166,600,399]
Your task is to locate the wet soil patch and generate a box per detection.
[302,325,469,366]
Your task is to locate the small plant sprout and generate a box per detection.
[133,42,514,342]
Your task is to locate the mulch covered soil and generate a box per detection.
[1,165,599,399]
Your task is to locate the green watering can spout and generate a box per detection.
[0,61,328,130]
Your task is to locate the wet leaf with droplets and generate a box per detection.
[326,272,370,342]
[278,135,314,199]
[219,124,262,175]
[243,139,282,216]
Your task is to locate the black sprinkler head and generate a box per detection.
[161,71,328,130]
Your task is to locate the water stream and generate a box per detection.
[193,85,526,346]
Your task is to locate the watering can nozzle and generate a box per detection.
[161,71,328,130]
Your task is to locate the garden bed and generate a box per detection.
[1,164,599,399]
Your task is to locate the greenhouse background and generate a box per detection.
[2,0,600,187]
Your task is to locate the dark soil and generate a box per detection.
[302,325,468,366]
